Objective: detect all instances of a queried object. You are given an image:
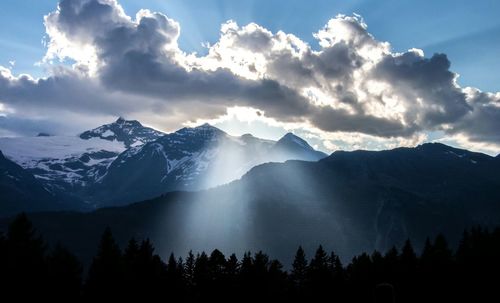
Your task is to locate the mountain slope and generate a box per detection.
[0,118,166,205]
[8,143,500,266]
[93,124,326,206]
[0,150,61,216]
[0,119,325,210]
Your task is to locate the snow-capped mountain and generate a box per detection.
[0,118,326,210]
[93,124,327,206]
[79,117,164,148]
[0,118,166,204]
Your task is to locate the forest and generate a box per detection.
[1,213,499,302]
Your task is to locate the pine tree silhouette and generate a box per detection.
[225,253,240,301]
[226,253,239,277]
[208,249,227,280]
[84,227,124,300]
[291,246,308,300]
[399,239,418,303]
[268,259,287,301]
[47,244,82,301]
[329,251,346,301]
[308,245,331,298]
[383,246,399,284]
[347,252,374,302]
[4,213,48,300]
[2,216,500,302]
[137,238,167,299]
[184,250,196,287]
[194,251,210,298]
[166,253,185,299]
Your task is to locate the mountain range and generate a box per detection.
[0,118,326,213]
[1,117,500,265]
[2,141,499,266]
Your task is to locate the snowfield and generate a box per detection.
[0,135,126,168]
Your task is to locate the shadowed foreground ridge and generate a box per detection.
[0,214,498,302]
[8,142,500,268]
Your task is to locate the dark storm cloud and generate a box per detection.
[0,0,499,151]
[448,89,500,143]
[310,106,418,137]
[373,53,472,127]
[0,68,140,114]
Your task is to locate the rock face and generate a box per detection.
[79,117,164,148]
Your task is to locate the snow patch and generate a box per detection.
[101,130,114,137]
[0,136,125,168]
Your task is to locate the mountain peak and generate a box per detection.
[176,123,226,137]
[196,122,215,129]
[113,117,142,127]
[417,142,471,156]
[272,132,327,161]
[418,142,451,150]
[277,132,313,150]
[194,123,224,132]
[79,118,164,147]
[281,132,298,139]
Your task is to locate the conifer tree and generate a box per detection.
[225,253,239,277]
[291,246,308,290]
[308,245,331,288]
[194,252,210,295]
[184,250,196,287]
[5,213,48,300]
[84,227,124,300]
[47,244,83,300]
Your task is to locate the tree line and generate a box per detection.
[1,213,499,302]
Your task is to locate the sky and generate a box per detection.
[0,0,499,154]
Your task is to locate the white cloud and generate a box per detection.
[0,0,499,155]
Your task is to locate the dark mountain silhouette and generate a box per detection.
[5,143,499,266]
[0,151,62,216]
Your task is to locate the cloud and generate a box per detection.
[0,0,499,154]
[449,88,500,143]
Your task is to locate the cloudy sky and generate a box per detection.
[0,0,499,155]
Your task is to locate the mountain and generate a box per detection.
[7,143,500,266]
[0,150,61,216]
[0,118,165,205]
[79,117,164,148]
[0,119,326,210]
[92,124,326,206]
[272,132,326,161]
